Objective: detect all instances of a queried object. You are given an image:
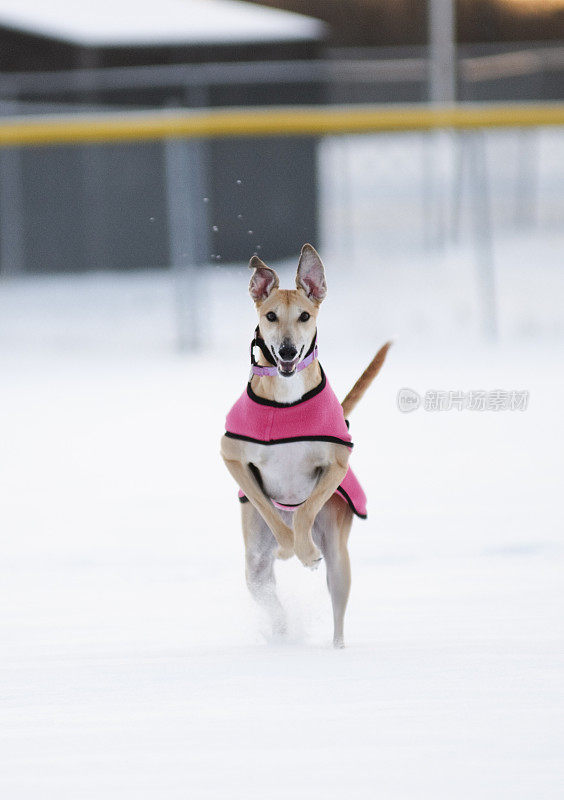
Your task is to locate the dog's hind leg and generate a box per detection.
[313,495,353,648]
[242,501,287,638]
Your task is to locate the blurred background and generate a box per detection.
[0,0,562,343]
[1,2,563,798]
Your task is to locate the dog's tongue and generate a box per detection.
[278,357,299,375]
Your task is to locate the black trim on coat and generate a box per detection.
[238,484,367,519]
[336,486,367,519]
[225,431,353,448]
[238,495,304,508]
[246,365,327,408]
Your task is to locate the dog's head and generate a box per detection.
[249,243,326,378]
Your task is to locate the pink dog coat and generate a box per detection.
[225,368,367,518]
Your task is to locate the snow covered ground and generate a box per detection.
[1,129,563,797]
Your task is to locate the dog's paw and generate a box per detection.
[333,636,345,649]
[295,543,323,570]
[276,545,294,560]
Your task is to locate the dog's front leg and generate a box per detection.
[293,447,350,569]
[221,437,294,558]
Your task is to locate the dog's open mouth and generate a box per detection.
[277,357,299,377]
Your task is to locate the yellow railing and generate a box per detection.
[0,103,563,147]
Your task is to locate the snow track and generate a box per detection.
[1,245,563,796]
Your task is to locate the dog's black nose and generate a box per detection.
[279,342,297,361]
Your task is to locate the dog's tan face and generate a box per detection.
[249,244,327,377]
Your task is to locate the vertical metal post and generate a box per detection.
[164,86,209,351]
[514,66,542,229]
[421,130,450,251]
[426,0,457,251]
[164,134,208,351]
[0,100,25,276]
[468,131,497,341]
[428,0,457,104]
[515,128,538,229]
[428,0,496,340]
[76,51,110,272]
[339,136,355,263]
[450,131,466,243]
[421,133,435,249]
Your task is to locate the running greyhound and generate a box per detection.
[221,244,391,647]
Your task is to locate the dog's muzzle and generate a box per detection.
[249,330,318,378]
[276,343,301,377]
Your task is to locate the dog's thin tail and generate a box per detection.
[341,341,392,418]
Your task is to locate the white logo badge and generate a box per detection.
[397,388,421,413]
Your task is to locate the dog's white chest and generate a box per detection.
[243,440,334,506]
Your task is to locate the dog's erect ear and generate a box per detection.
[295,244,327,303]
[249,256,280,303]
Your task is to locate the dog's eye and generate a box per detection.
[265,311,277,322]
[298,311,310,322]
